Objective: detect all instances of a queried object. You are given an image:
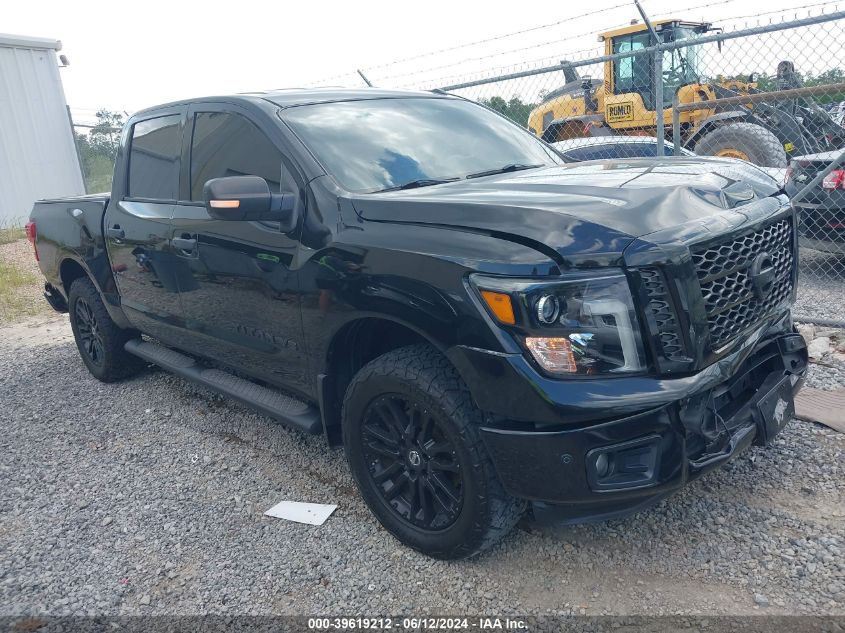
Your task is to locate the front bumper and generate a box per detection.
[449,318,807,521]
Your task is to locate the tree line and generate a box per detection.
[74,110,124,193]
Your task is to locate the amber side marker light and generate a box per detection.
[480,290,516,325]
[209,200,240,208]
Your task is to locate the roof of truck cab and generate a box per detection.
[256,87,450,108]
[132,88,450,118]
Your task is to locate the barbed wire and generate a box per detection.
[308,2,632,86]
[368,0,840,90]
[719,0,839,25]
[395,1,841,91]
[362,3,630,72]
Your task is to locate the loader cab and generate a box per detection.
[602,20,709,120]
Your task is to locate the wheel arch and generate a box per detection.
[59,255,134,329]
[319,316,460,446]
[59,257,88,298]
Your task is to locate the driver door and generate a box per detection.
[169,104,310,393]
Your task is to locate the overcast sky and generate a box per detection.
[4,0,838,124]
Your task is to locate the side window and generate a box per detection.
[128,115,182,200]
[190,112,284,201]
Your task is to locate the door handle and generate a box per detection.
[172,237,197,251]
[106,226,125,240]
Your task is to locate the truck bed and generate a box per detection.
[29,194,113,313]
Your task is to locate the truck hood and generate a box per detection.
[351,157,782,266]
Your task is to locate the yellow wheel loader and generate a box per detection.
[527,19,845,167]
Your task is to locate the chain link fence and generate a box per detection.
[347,8,845,325]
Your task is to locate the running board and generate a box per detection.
[124,339,321,434]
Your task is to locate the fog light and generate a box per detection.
[594,452,611,478]
[586,435,661,491]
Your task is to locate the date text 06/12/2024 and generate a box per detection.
[307,617,528,630]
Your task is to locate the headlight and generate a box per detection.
[470,270,646,375]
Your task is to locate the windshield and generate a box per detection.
[613,27,704,107]
[281,97,563,192]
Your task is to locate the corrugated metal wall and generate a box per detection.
[0,36,85,225]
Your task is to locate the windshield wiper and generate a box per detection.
[375,177,460,192]
[466,163,544,179]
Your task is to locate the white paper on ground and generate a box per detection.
[264,500,337,526]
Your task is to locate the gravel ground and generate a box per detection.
[795,249,845,324]
[1,316,843,618]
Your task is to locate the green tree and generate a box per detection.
[480,96,537,126]
[803,68,845,104]
[75,109,124,193]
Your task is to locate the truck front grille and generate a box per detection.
[691,217,794,349]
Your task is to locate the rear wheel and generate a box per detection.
[695,122,787,167]
[68,276,144,382]
[342,345,526,559]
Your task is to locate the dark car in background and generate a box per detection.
[785,151,845,255]
[552,136,696,161]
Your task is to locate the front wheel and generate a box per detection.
[342,345,526,559]
[694,122,787,167]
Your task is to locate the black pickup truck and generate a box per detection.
[29,88,807,559]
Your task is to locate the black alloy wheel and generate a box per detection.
[67,276,144,383]
[361,394,463,531]
[342,345,526,559]
[74,296,105,367]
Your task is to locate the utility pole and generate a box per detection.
[633,0,665,156]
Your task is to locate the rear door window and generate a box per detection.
[128,115,182,200]
[189,112,283,200]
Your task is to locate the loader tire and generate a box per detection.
[695,122,787,168]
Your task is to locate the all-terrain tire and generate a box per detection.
[694,122,787,167]
[342,344,526,559]
[68,276,144,383]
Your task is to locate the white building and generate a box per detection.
[0,33,84,224]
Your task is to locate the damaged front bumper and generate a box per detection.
[449,313,808,523]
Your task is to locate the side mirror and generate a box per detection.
[203,176,298,232]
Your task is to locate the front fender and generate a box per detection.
[300,221,560,392]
